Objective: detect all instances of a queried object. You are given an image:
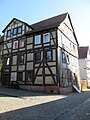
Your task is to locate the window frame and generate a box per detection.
[26,71,33,84]
[18,54,24,65]
[13,28,17,36]
[62,52,67,63]
[66,54,70,64]
[18,72,23,82]
[7,30,11,37]
[35,52,41,62]
[13,40,18,49]
[12,55,17,65]
[43,33,50,43]
[34,35,41,45]
[19,39,25,48]
[7,58,10,65]
[18,26,22,34]
[45,50,53,61]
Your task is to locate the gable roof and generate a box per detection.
[2,13,79,46]
[2,13,67,33]
[2,18,33,33]
[30,13,67,31]
[78,46,89,59]
[27,13,78,46]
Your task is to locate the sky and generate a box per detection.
[0,0,90,46]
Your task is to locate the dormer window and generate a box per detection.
[7,30,11,37]
[18,26,22,34]
[13,28,17,35]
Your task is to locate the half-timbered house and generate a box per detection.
[1,13,81,94]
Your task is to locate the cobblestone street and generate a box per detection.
[0,87,90,120]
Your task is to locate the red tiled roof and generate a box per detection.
[78,46,89,58]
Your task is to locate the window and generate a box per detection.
[13,28,17,35]
[19,39,25,48]
[7,58,10,65]
[12,56,17,65]
[43,33,50,43]
[11,72,17,81]
[73,45,76,53]
[45,50,52,61]
[18,72,23,81]
[18,26,22,34]
[62,52,66,63]
[13,41,18,49]
[7,30,11,37]
[66,54,70,64]
[35,35,41,45]
[18,55,24,64]
[35,52,41,62]
[62,69,69,87]
[26,71,33,84]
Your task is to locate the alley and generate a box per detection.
[0,87,90,120]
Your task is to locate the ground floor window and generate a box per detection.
[26,71,33,84]
[18,72,23,82]
[61,69,72,87]
[10,72,17,81]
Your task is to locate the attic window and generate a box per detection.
[13,20,16,25]
[7,30,11,37]
[13,28,17,35]
[26,26,32,32]
[18,26,22,34]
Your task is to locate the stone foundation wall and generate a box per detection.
[19,85,73,94]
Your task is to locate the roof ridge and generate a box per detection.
[31,13,68,26]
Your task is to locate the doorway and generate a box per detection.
[2,73,9,87]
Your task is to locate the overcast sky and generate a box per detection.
[0,0,90,46]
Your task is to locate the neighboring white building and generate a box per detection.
[78,46,90,87]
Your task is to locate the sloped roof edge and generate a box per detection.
[78,46,89,59]
[2,18,32,33]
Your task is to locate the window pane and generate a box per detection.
[12,56,17,65]
[19,39,25,48]
[13,41,18,49]
[7,30,11,37]
[13,28,17,35]
[26,71,33,84]
[43,33,50,43]
[35,52,41,62]
[18,26,22,34]
[7,58,10,65]
[18,55,24,64]
[35,35,41,45]
[62,52,66,63]
[11,72,17,81]
[46,50,52,61]
[18,72,23,81]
